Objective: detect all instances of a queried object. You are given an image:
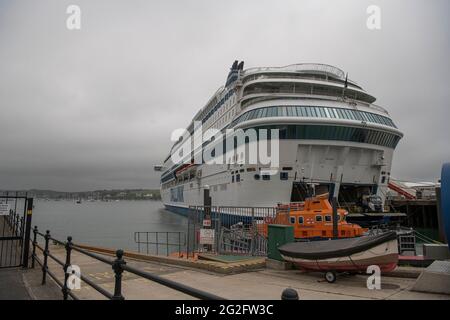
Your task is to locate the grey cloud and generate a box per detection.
[0,0,449,191]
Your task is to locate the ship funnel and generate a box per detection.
[225,60,241,87]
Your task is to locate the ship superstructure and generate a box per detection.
[157,61,403,215]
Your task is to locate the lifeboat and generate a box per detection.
[278,231,399,282]
[258,193,367,239]
[175,163,196,176]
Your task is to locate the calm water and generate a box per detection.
[32,200,187,251]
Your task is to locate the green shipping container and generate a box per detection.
[267,224,295,261]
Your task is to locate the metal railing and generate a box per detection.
[1,193,26,239]
[5,210,24,238]
[0,194,32,268]
[243,63,346,79]
[134,231,186,257]
[31,226,224,300]
[188,206,276,256]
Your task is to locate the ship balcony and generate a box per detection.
[241,79,376,106]
[240,93,389,116]
[242,72,362,90]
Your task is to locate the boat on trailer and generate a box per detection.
[278,231,398,282]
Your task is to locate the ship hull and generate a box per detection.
[161,139,395,212]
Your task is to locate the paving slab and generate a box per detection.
[0,268,31,300]
[32,244,450,300]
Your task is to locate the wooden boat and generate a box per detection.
[258,193,367,239]
[278,231,398,282]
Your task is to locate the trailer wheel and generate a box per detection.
[325,271,337,283]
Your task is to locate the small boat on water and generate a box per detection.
[278,231,398,282]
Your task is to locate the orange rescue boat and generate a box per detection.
[258,193,367,239]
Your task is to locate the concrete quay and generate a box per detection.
[24,243,450,300]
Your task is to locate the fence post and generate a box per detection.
[178,232,181,258]
[217,208,222,254]
[332,197,338,239]
[166,232,169,256]
[20,217,24,236]
[145,232,149,255]
[31,226,38,269]
[62,236,73,300]
[42,230,50,285]
[22,198,33,268]
[112,249,126,300]
[12,212,17,234]
[187,214,190,259]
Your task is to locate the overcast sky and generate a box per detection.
[0,0,449,191]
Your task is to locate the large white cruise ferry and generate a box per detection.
[157,61,403,216]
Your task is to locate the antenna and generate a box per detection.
[342,72,348,99]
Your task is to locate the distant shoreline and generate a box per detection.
[1,188,162,201]
[35,198,162,201]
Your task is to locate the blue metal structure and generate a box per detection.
[441,163,450,250]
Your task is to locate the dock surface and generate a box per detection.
[33,244,450,300]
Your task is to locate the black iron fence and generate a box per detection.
[188,206,276,257]
[32,226,224,300]
[0,193,33,268]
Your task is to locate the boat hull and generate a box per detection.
[279,233,399,273]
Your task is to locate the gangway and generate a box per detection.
[388,181,416,200]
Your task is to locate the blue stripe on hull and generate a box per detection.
[163,204,256,226]
[164,204,191,217]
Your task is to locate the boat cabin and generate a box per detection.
[259,194,367,239]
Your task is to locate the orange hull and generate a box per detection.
[259,194,367,239]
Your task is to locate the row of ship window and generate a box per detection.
[229,105,397,129]
[164,168,291,187]
[207,124,401,150]
[162,122,400,184]
[231,171,290,183]
[289,215,344,225]
[161,123,400,184]
[201,90,235,124]
[269,125,400,148]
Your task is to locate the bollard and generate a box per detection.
[62,236,73,300]
[42,230,50,285]
[112,249,126,300]
[281,288,299,300]
[31,226,38,269]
